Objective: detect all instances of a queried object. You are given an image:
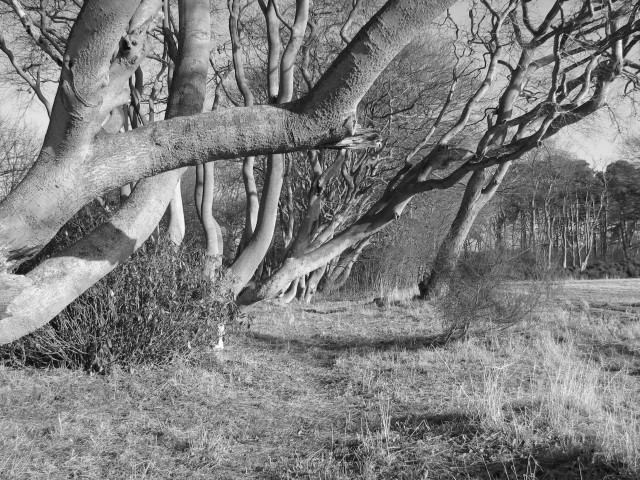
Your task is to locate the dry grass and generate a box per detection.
[559,278,640,306]
[1,293,639,479]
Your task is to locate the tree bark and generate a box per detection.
[0,0,161,271]
[321,237,371,293]
[302,264,327,303]
[0,0,209,344]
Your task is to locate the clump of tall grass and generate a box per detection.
[465,325,640,472]
[1,237,237,372]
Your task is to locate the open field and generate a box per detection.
[559,279,640,306]
[1,289,640,479]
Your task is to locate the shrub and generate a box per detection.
[436,252,549,340]
[1,238,238,372]
[626,261,640,278]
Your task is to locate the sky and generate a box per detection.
[554,108,633,169]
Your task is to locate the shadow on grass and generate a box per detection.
[245,331,452,364]
[467,449,630,480]
[392,411,476,430]
[390,412,633,480]
[589,341,640,360]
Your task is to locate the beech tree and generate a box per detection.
[2,0,639,345]
[269,28,460,302]
[0,0,460,343]
[242,0,640,303]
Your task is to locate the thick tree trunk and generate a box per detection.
[0,0,160,272]
[423,154,512,299]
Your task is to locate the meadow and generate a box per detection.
[1,282,639,479]
[561,279,640,308]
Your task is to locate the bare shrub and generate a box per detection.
[1,238,238,372]
[437,251,551,340]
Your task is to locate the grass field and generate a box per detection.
[1,283,639,479]
[559,278,640,306]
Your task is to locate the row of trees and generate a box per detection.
[486,153,640,271]
[1,0,639,344]
[326,152,640,292]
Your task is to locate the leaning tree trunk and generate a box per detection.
[421,38,548,299]
[422,169,492,298]
[423,160,514,299]
[320,237,371,293]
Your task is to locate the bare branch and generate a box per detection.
[0,31,52,115]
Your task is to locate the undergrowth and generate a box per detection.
[1,238,237,372]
